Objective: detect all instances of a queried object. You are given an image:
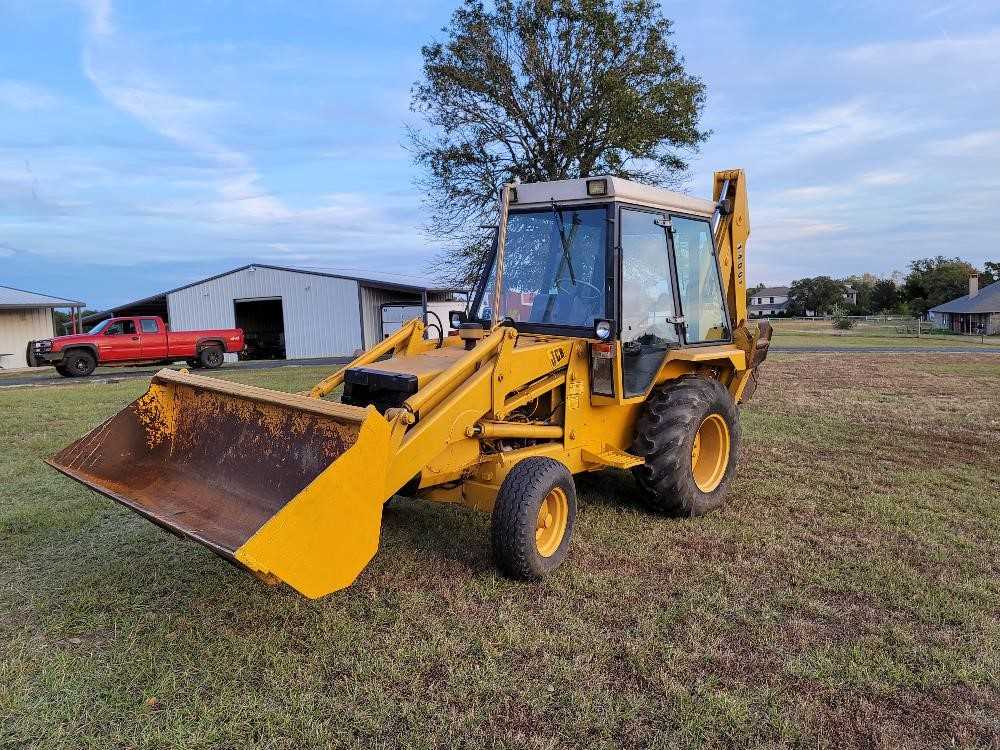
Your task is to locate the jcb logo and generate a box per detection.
[550,347,566,366]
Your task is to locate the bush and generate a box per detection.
[833,316,855,330]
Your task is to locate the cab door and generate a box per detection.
[139,318,168,358]
[100,318,142,362]
[618,207,683,397]
[668,216,731,344]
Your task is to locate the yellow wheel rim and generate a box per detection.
[691,414,730,493]
[535,487,569,558]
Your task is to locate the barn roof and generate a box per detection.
[81,264,465,324]
[0,285,84,309]
[929,279,1000,314]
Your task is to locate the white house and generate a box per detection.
[748,286,790,317]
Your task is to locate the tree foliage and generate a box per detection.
[981,260,1000,287]
[787,276,847,316]
[902,256,979,314]
[870,279,898,313]
[410,0,709,285]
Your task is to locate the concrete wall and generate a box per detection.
[167,266,364,358]
[0,307,53,368]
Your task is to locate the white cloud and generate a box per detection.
[0,80,59,111]
[78,0,113,37]
[859,171,913,186]
[842,29,1000,67]
[929,130,1000,158]
[769,100,917,158]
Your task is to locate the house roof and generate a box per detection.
[752,286,789,297]
[929,279,1000,314]
[0,285,85,309]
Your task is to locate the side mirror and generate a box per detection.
[449,310,468,329]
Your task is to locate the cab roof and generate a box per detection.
[511,176,717,218]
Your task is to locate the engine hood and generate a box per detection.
[49,333,98,346]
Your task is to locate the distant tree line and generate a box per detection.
[752,258,999,318]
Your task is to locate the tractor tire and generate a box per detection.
[631,375,740,517]
[490,457,577,580]
[63,350,97,377]
[198,346,224,370]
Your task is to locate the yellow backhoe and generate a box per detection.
[49,170,771,598]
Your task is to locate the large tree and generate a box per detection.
[410,0,709,285]
[787,276,847,316]
[871,278,898,314]
[902,256,979,314]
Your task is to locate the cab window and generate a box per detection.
[106,320,136,336]
[671,217,729,343]
[140,319,160,334]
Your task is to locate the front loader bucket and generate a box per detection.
[47,369,395,598]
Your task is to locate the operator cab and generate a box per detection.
[468,176,732,399]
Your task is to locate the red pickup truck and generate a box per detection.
[27,316,244,377]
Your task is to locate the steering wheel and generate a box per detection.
[554,278,603,301]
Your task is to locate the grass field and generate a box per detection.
[2,354,999,749]
[768,318,1000,350]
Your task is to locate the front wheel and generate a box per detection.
[490,457,577,580]
[55,364,73,378]
[63,350,97,377]
[631,376,741,517]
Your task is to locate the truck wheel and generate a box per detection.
[185,358,202,369]
[198,346,224,369]
[55,364,72,377]
[631,375,741,517]
[63,350,97,377]
[490,457,576,580]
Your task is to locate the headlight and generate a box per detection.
[594,320,613,340]
[32,340,53,352]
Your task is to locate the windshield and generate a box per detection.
[88,319,111,333]
[477,207,607,327]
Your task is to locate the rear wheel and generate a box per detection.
[631,376,740,517]
[185,358,202,369]
[199,346,224,369]
[63,350,96,377]
[490,457,576,580]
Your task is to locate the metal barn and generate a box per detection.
[86,265,465,360]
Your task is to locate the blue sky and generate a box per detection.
[1,0,998,309]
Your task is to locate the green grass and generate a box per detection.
[768,319,1000,349]
[2,356,1000,748]
[772,333,1000,349]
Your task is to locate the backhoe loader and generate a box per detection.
[48,170,771,598]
